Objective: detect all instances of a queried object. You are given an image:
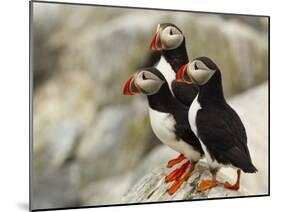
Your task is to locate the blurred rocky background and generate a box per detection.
[31,2,269,210]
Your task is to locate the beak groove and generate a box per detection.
[176,64,193,84]
[176,64,187,82]
[149,32,159,50]
[123,75,135,96]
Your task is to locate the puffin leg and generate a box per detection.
[167,163,195,195]
[224,169,241,190]
[165,160,190,182]
[197,168,219,192]
[167,154,185,168]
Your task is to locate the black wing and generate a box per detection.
[175,123,204,155]
[171,80,198,107]
[196,104,257,173]
[171,104,204,156]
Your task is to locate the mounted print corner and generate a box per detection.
[30,1,269,211]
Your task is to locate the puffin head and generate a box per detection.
[123,67,165,96]
[149,23,184,51]
[176,57,218,86]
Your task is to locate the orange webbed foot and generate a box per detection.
[165,160,190,182]
[224,181,240,190]
[167,154,185,168]
[197,179,219,192]
[167,164,194,195]
[167,178,185,195]
[224,169,241,190]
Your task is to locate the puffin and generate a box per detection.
[149,23,198,105]
[123,67,204,194]
[147,23,200,172]
[176,56,257,192]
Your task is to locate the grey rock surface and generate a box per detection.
[79,144,176,205]
[32,72,95,208]
[76,100,157,189]
[32,162,80,209]
[121,161,242,203]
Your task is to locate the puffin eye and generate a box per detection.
[194,63,199,70]
[169,28,173,35]
[142,73,147,80]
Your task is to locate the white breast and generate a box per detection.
[188,95,201,135]
[188,95,220,169]
[149,107,201,161]
[155,56,175,95]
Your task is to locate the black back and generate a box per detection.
[195,68,257,173]
[147,69,203,155]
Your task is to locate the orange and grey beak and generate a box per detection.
[122,74,141,96]
[149,31,160,51]
[176,64,193,84]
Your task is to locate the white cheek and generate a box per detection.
[137,80,163,94]
[191,69,213,84]
[137,79,154,88]
[162,34,183,49]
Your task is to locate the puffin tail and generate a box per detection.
[242,162,258,173]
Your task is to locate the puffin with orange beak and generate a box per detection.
[123,67,204,195]
[123,23,204,194]
[176,57,257,192]
[149,23,198,105]
[147,23,203,178]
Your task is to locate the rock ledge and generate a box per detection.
[121,161,243,203]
